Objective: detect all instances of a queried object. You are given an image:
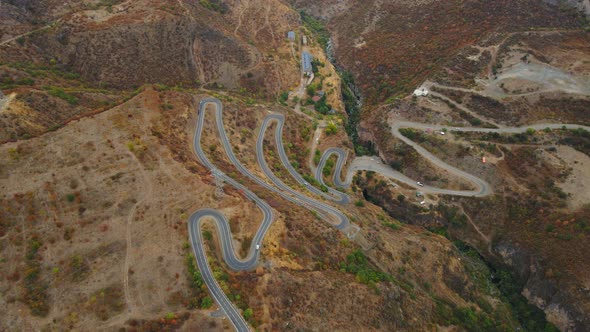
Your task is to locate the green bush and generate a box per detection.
[341,249,392,284]
[43,86,78,105]
[199,0,226,13]
[300,11,330,49]
[325,122,338,135]
[243,307,254,320]
[201,297,213,309]
[278,91,289,104]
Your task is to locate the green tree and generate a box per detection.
[201,297,213,309]
[325,122,338,135]
[243,308,254,320]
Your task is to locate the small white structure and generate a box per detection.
[302,35,308,45]
[413,87,429,97]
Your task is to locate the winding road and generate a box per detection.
[188,98,356,332]
[189,97,589,332]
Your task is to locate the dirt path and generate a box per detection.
[122,151,154,315]
[233,0,249,36]
[307,120,324,172]
[427,88,503,128]
[0,22,55,47]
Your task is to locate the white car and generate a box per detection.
[256,244,260,251]
[417,181,424,187]
[440,131,445,135]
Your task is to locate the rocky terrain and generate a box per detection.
[292,0,590,331]
[1,0,590,331]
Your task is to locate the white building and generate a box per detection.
[413,87,429,97]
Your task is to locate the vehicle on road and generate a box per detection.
[417,181,424,187]
[256,245,260,251]
[440,131,445,135]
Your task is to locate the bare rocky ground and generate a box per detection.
[0,88,240,331]
[0,86,519,331]
[360,26,590,331]
[2,0,590,331]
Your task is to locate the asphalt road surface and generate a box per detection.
[189,98,354,332]
[262,114,350,204]
[314,122,589,198]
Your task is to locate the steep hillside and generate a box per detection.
[293,0,586,105]
[291,1,590,331]
[2,0,590,331]
[0,0,300,141]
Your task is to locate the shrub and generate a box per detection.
[354,200,365,207]
[243,307,254,320]
[201,297,213,309]
[8,148,19,160]
[325,122,338,135]
[43,86,78,105]
[341,249,392,284]
[278,91,289,104]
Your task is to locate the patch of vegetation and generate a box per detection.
[0,76,35,89]
[278,91,289,105]
[437,204,468,227]
[399,128,426,143]
[70,254,90,282]
[66,193,76,202]
[23,236,50,316]
[6,61,80,80]
[302,173,329,192]
[43,86,78,105]
[377,213,402,231]
[311,58,325,75]
[492,267,559,332]
[325,122,337,136]
[126,138,148,157]
[8,148,19,160]
[313,149,321,165]
[434,298,512,332]
[340,249,392,285]
[559,128,590,156]
[201,296,213,309]
[322,155,336,177]
[199,0,227,13]
[450,240,559,332]
[300,11,330,49]
[340,70,374,155]
[185,253,208,309]
[87,286,125,321]
[314,94,332,114]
